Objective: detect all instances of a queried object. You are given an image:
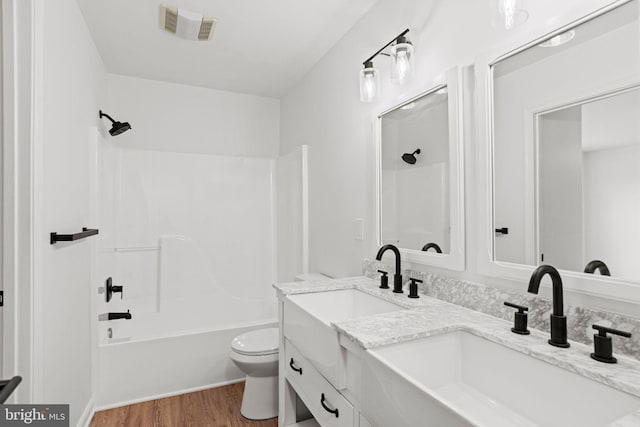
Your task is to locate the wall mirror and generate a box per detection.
[376,67,464,270]
[482,0,640,298]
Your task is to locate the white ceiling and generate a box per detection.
[76,0,378,98]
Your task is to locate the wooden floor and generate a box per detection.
[89,382,278,427]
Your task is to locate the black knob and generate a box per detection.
[495,227,509,235]
[504,301,530,335]
[591,324,631,364]
[377,270,389,289]
[408,278,423,299]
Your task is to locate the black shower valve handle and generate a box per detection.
[105,277,124,303]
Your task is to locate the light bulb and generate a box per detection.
[503,0,516,30]
[491,0,528,30]
[391,40,414,85]
[359,63,379,103]
[396,51,410,83]
[363,75,376,100]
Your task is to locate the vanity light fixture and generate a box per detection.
[360,61,380,103]
[391,35,414,84]
[491,0,529,30]
[539,30,576,48]
[359,29,412,103]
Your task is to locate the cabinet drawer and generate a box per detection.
[285,340,354,427]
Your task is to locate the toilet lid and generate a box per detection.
[231,328,279,356]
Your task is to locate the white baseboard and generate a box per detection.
[94,378,245,412]
[78,398,96,427]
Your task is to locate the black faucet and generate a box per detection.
[108,310,132,320]
[421,243,442,253]
[376,244,403,293]
[584,260,611,276]
[527,265,569,348]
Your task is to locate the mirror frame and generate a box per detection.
[475,0,640,303]
[375,66,465,271]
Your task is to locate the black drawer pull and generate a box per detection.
[495,227,509,235]
[320,393,339,418]
[289,358,302,375]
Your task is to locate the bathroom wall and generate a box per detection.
[581,93,640,281]
[583,144,640,281]
[37,0,107,424]
[0,1,4,373]
[537,111,583,271]
[279,0,638,314]
[106,74,280,157]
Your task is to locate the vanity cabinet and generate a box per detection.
[278,296,367,427]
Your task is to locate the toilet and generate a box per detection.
[230,327,279,420]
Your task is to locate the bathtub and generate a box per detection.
[94,235,279,409]
[96,318,277,409]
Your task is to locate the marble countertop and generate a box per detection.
[274,276,640,407]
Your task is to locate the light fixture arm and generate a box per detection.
[363,28,410,66]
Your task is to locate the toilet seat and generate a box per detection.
[231,327,279,356]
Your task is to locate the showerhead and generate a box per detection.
[99,110,132,137]
[109,121,132,136]
[401,148,421,165]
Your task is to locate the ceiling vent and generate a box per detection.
[159,5,217,41]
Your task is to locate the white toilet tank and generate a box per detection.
[294,272,331,282]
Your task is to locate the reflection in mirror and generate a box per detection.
[492,0,640,282]
[380,87,450,252]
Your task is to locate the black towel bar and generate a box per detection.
[0,376,22,403]
[50,227,99,245]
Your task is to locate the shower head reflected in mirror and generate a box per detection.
[99,110,132,136]
[401,148,421,165]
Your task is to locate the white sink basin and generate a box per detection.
[286,289,403,325]
[283,289,403,388]
[362,331,640,427]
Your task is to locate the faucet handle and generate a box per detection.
[408,278,423,299]
[591,324,631,364]
[504,301,530,335]
[106,277,124,303]
[504,301,528,312]
[377,270,389,289]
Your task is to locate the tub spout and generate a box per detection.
[99,310,132,321]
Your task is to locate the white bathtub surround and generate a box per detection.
[363,259,640,361]
[96,321,276,408]
[273,277,640,410]
[94,149,279,409]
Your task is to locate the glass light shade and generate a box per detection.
[359,66,380,103]
[391,42,414,84]
[491,0,529,30]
